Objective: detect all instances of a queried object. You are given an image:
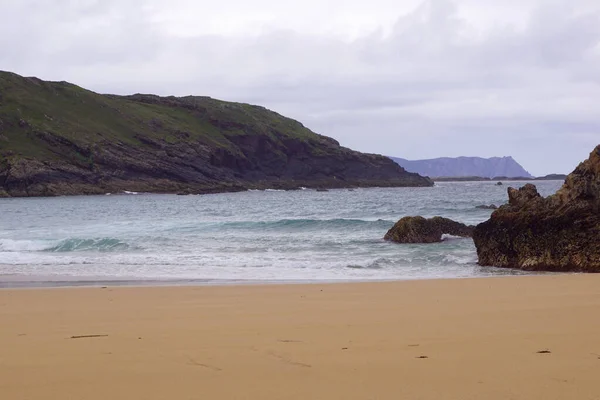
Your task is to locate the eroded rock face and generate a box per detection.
[473,145,600,272]
[384,216,474,244]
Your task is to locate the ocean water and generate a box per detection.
[0,181,563,287]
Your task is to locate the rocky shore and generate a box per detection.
[473,145,600,272]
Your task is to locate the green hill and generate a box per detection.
[0,71,432,197]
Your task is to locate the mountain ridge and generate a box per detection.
[390,155,533,179]
[0,71,432,197]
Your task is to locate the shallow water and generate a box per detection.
[0,181,563,287]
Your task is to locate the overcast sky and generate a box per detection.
[1,0,599,175]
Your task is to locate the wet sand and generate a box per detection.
[1,275,600,399]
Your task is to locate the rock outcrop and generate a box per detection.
[0,71,433,197]
[473,145,600,272]
[384,216,474,244]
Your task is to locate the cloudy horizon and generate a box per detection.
[1,0,599,175]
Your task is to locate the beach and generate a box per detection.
[1,275,600,400]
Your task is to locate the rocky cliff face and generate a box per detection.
[0,71,432,197]
[473,145,600,272]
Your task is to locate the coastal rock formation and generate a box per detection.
[473,145,600,272]
[0,71,432,197]
[384,216,474,244]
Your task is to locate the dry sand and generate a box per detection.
[1,275,600,400]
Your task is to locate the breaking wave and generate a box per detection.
[0,238,131,253]
[175,218,395,232]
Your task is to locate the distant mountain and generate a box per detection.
[389,156,533,179]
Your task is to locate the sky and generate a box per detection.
[1,0,599,175]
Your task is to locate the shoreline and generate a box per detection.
[1,274,599,400]
[0,179,566,199]
[0,270,546,290]
[0,180,435,199]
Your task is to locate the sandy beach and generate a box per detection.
[1,275,600,400]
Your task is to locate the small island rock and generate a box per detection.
[384,216,474,244]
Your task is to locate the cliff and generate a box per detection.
[0,71,432,197]
[390,156,533,179]
[473,145,600,272]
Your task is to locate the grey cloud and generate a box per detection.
[0,0,598,175]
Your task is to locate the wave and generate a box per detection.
[0,238,132,253]
[0,239,52,252]
[176,218,396,232]
[443,253,478,265]
[47,238,131,252]
[346,257,391,269]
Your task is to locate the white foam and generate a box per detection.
[0,239,56,252]
[443,253,478,265]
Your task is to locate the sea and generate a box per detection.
[0,181,563,288]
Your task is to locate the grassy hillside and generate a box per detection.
[0,71,432,196]
[0,72,330,160]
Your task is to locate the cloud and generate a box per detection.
[1,0,599,175]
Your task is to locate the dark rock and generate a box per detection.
[473,145,600,272]
[384,216,474,244]
[496,181,503,186]
[507,183,541,207]
[476,204,498,210]
[316,188,329,192]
